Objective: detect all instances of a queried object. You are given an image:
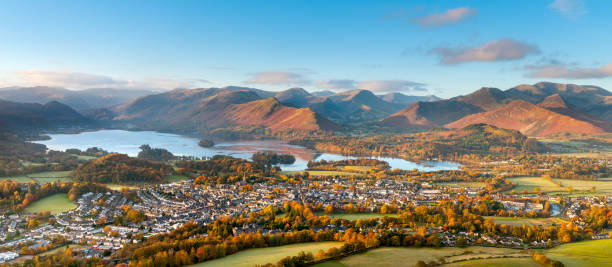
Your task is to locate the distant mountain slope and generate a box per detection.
[506,82,612,121]
[225,98,339,131]
[0,99,90,131]
[274,89,405,123]
[0,86,154,110]
[113,88,338,132]
[378,92,441,105]
[446,100,609,136]
[379,100,482,128]
[537,94,612,131]
[380,82,612,130]
[455,87,511,111]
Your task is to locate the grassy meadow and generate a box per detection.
[436,181,486,188]
[316,212,399,220]
[24,193,76,215]
[506,176,612,195]
[314,246,529,267]
[542,239,612,267]
[484,216,567,227]
[191,242,343,267]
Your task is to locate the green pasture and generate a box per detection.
[191,242,343,267]
[24,193,76,215]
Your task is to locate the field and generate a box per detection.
[314,246,528,267]
[543,239,612,266]
[28,171,73,184]
[165,175,191,182]
[436,181,486,188]
[506,176,612,195]
[441,257,539,267]
[316,212,399,220]
[484,216,567,226]
[0,175,35,183]
[24,193,76,215]
[192,242,343,267]
[280,171,363,177]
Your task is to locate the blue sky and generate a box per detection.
[1,0,611,97]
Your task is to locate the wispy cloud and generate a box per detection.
[412,7,477,28]
[549,0,587,19]
[6,70,209,90]
[526,62,612,79]
[431,39,540,65]
[315,79,427,92]
[244,71,311,85]
[358,80,427,92]
[315,79,357,90]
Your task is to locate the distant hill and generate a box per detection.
[113,88,339,132]
[0,86,155,110]
[379,100,482,128]
[380,82,612,134]
[0,99,90,131]
[378,92,441,105]
[446,100,610,136]
[506,82,612,121]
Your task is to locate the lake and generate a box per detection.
[33,130,460,171]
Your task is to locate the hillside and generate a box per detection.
[71,153,173,184]
[455,87,511,111]
[113,88,339,132]
[446,100,609,136]
[506,82,612,121]
[0,99,90,131]
[379,100,482,128]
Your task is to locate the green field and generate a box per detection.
[314,246,528,267]
[280,171,364,177]
[165,175,191,183]
[506,176,612,195]
[543,239,612,266]
[316,212,399,220]
[437,181,486,188]
[0,175,34,183]
[441,257,539,267]
[484,216,567,227]
[28,171,72,184]
[191,242,343,267]
[24,193,76,215]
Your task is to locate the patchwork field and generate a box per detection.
[24,193,76,215]
[192,242,343,267]
[484,216,567,226]
[543,239,612,267]
[316,212,399,220]
[314,246,528,267]
[506,176,612,195]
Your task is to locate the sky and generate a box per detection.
[1,0,611,98]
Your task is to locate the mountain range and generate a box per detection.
[381,82,612,136]
[0,82,610,137]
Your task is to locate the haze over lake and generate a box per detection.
[34,130,460,171]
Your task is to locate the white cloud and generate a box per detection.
[526,62,612,79]
[244,71,310,85]
[315,79,357,90]
[412,7,477,27]
[549,0,587,19]
[6,70,209,90]
[358,80,427,92]
[432,39,540,65]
